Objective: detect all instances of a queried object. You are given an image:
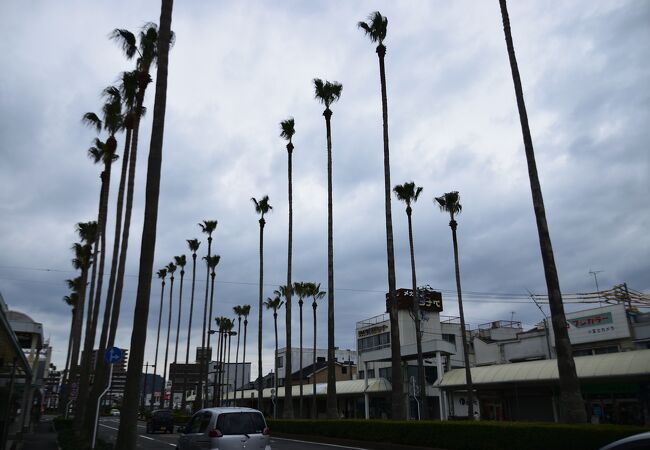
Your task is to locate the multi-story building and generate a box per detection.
[438,303,650,424]
[43,365,61,409]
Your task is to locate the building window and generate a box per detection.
[342,366,347,374]
[442,333,456,345]
[358,370,364,379]
[378,367,392,382]
[367,369,375,378]
[357,332,390,352]
[594,346,619,355]
[277,356,283,368]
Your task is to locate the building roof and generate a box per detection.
[225,377,391,400]
[436,349,650,388]
[0,296,32,378]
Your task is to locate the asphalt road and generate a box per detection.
[98,417,371,449]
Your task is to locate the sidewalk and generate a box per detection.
[21,415,58,450]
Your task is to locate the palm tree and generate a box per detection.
[204,254,221,405]
[239,305,251,404]
[213,316,225,406]
[273,284,292,414]
[394,182,426,418]
[150,268,167,410]
[161,262,176,409]
[292,281,307,417]
[435,192,474,419]
[265,296,284,419]
[498,0,586,423]
[306,282,326,418]
[252,195,272,409]
[106,21,160,368]
[73,221,100,429]
[280,117,296,419]
[313,78,342,419]
[115,2,174,446]
[171,254,186,408]
[79,98,121,426]
[197,220,217,408]
[358,11,405,420]
[232,305,246,406]
[182,239,200,411]
[225,319,235,405]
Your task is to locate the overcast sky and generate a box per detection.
[1,1,648,377]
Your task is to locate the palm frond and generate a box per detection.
[358,12,387,44]
[82,112,102,133]
[110,28,138,59]
[166,262,177,274]
[157,268,168,279]
[435,191,462,216]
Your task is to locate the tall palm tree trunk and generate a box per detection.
[68,252,91,390]
[161,275,175,408]
[498,0,586,423]
[312,302,317,418]
[284,144,294,418]
[214,328,223,406]
[150,280,165,409]
[205,270,216,405]
[323,109,337,419]
[233,317,241,406]
[197,236,212,409]
[377,44,404,420]
[116,1,173,446]
[241,319,248,404]
[273,311,278,419]
[81,136,131,436]
[257,219,264,409]
[226,333,232,404]
[182,254,197,411]
[450,221,474,419]
[406,208,426,418]
[172,270,184,409]
[299,300,304,418]
[59,308,76,414]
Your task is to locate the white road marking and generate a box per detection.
[100,423,177,447]
[272,437,370,449]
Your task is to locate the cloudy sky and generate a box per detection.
[1,1,648,377]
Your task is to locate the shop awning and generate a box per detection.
[225,377,391,400]
[436,349,650,388]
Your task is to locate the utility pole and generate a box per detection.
[527,289,552,359]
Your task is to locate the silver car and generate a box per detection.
[177,407,271,450]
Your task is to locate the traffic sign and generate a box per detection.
[104,347,123,364]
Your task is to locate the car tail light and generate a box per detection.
[262,427,271,436]
[208,428,223,438]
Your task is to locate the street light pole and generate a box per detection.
[141,362,155,413]
[589,270,604,305]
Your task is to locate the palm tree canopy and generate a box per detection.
[435,191,462,218]
[157,268,168,279]
[110,29,138,59]
[393,182,423,207]
[204,254,221,270]
[199,220,218,235]
[166,262,177,274]
[87,137,119,165]
[174,254,187,268]
[186,238,201,253]
[63,293,78,306]
[313,79,343,109]
[305,282,326,301]
[292,282,306,299]
[280,118,296,142]
[76,221,98,244]
[264,296,284,312]
[241,304,251,317]
[65,277,83,292]
[119,71,140,113]
[251,195,272,218]
[233,305,245,317]
[71,243,91,270]
[274,284,292,300]
[358,11,388,45]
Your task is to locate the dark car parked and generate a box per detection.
[146,409,174,434]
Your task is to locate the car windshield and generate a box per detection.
[154,410,171,418]
[216,412,265,435]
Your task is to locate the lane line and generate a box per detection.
[272,437,370,450]
[100,424,177,447]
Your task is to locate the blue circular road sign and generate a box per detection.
[104,346,123,364]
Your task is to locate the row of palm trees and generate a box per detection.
[58,20,168,445]
[61,4,587,449]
